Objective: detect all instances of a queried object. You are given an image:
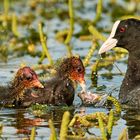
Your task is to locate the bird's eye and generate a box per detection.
[77,67,82,73]
[119,27,126,33]
[26,75,32,81]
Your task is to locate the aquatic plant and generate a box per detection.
[4,0,9,17]
[30,127,36,140]
[49,119,57,140]
[64,0,74,45]
[38,22,54,65]
[118,127,128,140]
[12,13,20,37]
[60,111,71,140]
[47,110,132,140]
[93,0,103,25]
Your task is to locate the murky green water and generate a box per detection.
[0,0,140,139]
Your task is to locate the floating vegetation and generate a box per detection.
[48,110,139,140]
[28,103,49,117]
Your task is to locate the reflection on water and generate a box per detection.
[1,104,140,139]
[122,108,140,139]
[0,107,75,139]
[2,106,139,139]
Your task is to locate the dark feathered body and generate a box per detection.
[98,18,140,107]
[0,83,25,105]
[119,55,140,106]
[21,76,75,107]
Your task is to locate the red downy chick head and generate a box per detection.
[16,66,44,89]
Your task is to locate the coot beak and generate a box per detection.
[31,80,44,88]
[78,77,86,92]
[98,20,120,54]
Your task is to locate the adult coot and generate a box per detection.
[99,18,140,107]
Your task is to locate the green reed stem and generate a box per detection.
[69,115,78,127]
[107,110,114,138]
[91,59,100,72]
[97,113,107,140]
[91,59,100,87]
[12,13,19,37]
[66,45,73,57]
[38,22,53,65]
[83,42,97,67]
[107,96,121,114]
[60,111,70,140]
[4,0,9,16]
[39,52,45,64]
[93,0,103,24]
[49,119,57,140]
[65,0,74,44]
[88,25,106,41]
[64,0,74,56]
[118,128,128,140]
[30,127,36,140]
[84,24,105,67]
[55,30,68,40]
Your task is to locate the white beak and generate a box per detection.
[80,82,86,92]
[98,20,120,54]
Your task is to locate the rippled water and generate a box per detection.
[0,0,140,139]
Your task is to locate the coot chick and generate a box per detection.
[98,18,140,107]
[0,66,43,105]
[20,56,85,107]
